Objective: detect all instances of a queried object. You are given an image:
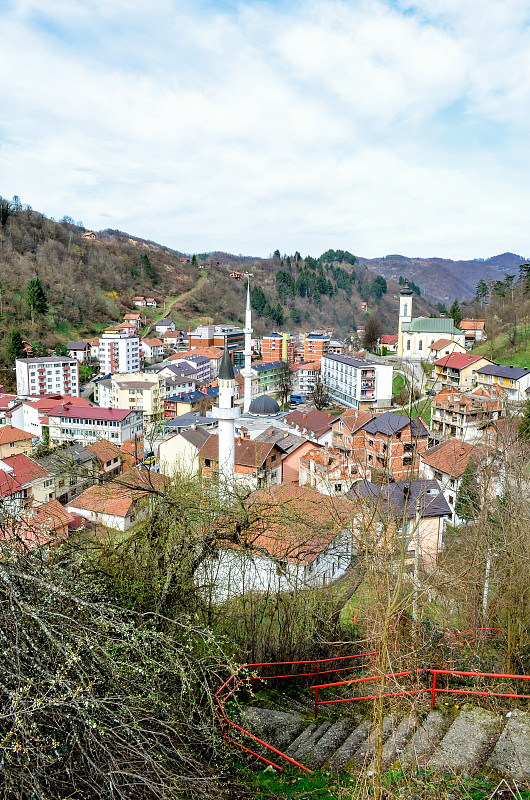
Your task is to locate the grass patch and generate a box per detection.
[472,325,530,367]
[392,374,407,395]
[392,397,431,425]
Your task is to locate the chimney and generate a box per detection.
[459,448,466,456]
[191,423,196,430]
[237,437,242,445]
[303,414,307,420]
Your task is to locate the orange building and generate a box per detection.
[304,333,330,361]
[262,332,295,365]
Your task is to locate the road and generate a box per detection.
[142,272,208,337]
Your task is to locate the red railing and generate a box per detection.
[215,652,377,773]
[444,627,504,647]
[312,667,530,717]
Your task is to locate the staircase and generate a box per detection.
[241,703,530,782]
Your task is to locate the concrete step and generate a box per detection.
[288,721,333,761]
[285,724,317,759]
[348,714,396,768]
[487,710,530,782]
[328,719,371,772]
[428,707,504,775]
[378,712,421,769]
[401,709,454,766]
[305,717,358,769]
[241,707,305,752]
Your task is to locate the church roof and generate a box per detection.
[401,317,462,335]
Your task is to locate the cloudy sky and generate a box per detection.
[1,0,529,259]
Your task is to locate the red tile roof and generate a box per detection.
[420,439,487,478]
[284,409,333,438]
[86,439,123,465]
[0,469,23,497]
[0,425,35,445]
[170,347,223,361]
[2,454,50,485]
[198,434,276,468]
[380,335,398,345]
[434,353,486,370]
[460,319,486,330]
[48,404,136,421]
[429,338,454,350]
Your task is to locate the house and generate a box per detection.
[283,409,334,445]
[16,356,80,398]
[140,337,165,364]
[67,470,166,532]
[349,479,451,568]
[6,395,92,440]
[290,361,321,396]
[145,298,157,308]
[428,338,467,363]
[331,408,377,460]
[158,426,211,476]
[322,354,393,410]
[155,319,176,335]
[329,340,346,355]
[200,484,354,600]
[124,313,142,331]
[83,337,100,360]
[0,425,37,458]
[0,453,54,506]
[460,319,486,345]
[133,296,146,307]
[475,364,530,402]
[198,434,283,490]
[299,446,368,495]
[161,412,217,437]
[164,388,219,417]
[115,321,138,337]
[2,499,74,549]
[35,443,98,504]
[67,341,91,363]
[86,439,124,481]
[0,394,18,426]
[433,353,493,391]
[430,387,504,442]
[304,333,330,361]
[161,329,188,351]
[419,439,491,526]
[47,404,144,451]
[377,334,398,355]
[170,347,224,378]
[230,271,243,280]
[170,355,211,382]
[254,426,317,483]
[82,231,96,240]
[398,285,465,359]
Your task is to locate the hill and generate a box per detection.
[359,252,527,303]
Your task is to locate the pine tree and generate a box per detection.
[455,462,480,522]
[475,278,490,306]
[6,329,25,365]
[450,298,462,327]
[26,276,48,323]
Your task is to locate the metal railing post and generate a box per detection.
[314,660,320,719]
[431,670,437,709]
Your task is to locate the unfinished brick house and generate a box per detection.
[198,434,283,490]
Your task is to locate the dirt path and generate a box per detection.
[142,272,207,337]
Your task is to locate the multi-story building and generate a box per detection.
[290,361,321,396]
[433,353,493,391]
[16,357,80,398]
[299,446,367,495]
[304,333,330,361]
[459,319,486,346]
[198,434,283,490]
[322,354,393,410]
[475,364,530,401]
[140,337,164,364]
[170,355,211,382]
[48,403,144,452]
[95,373,164,422]
[430,387,504,442]
[262,332,295,365]
[99,329,141,375]
[251,361,288,394]
[169,347,224,378]
[188,324,245,367]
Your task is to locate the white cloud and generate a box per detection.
[0,0,529,258]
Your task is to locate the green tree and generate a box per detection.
[191,254,197,266]
[250,285,267,315]
[54,342,69,356]
[518,398,530,440]
[5,329,25,365]
[449,298,462,327]
[140,253,158,284]
[519,262,530,293]
[26,276,48,323]
[290,307,301,324]
[273,249,281,260]
[32,341,48,357]
[455,462,481,522]
[475,278,490,306]
[0,197,14,227]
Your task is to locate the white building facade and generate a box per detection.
[16,357,80,398]
[99,330,141,375]
[321,354,393,410]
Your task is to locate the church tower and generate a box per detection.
[397,283,413,357]
[212,341,240,487]
[242,278,253,413]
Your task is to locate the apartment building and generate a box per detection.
[262,332,295,365]
[16,357,80,398]
[99,328,141,374]
[304,333,330,361]
[290,361,321,396]
[48,403,144,450]
[188,324,245,367]
[95,373,164,421]
[433,353,492,391]
[321,354,393,410]
[251,361,288,394]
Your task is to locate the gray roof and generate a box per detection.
[179,426,211,449]
[36,442,96,472]
[350,479,451,519]
[476,364,530,380]
[361,411,428,438]
[324,354,378,368]
[218,342,235,381]
[249,394,281,415]
[255,427,307,454]
[401,318,462,335]
[163,412,214,431]
[67,341,89,350]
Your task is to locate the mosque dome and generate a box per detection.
[248,394,281,416]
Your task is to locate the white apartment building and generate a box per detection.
[99,329,141,374]
[16,357,80,398]
[321,354,393,410]
[291,361,321,396]
[48,404,143,447]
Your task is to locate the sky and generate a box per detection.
[1,0,530,260]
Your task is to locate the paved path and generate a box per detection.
[142,272,207,337]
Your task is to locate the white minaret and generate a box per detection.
[242,278,253,413]
[212,341,240,488]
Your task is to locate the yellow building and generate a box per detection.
[97,373,164,421]
[433,353,493,391]
[0,425,36,459]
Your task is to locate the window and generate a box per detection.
[335,484,342,492]
[406,339,411,351]
[419,340,423,351]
